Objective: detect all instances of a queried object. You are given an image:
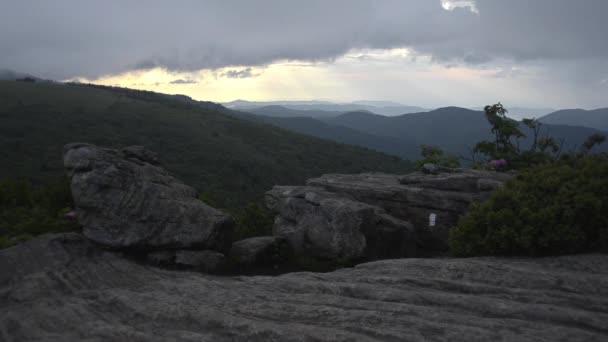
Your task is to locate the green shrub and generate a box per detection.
[449,155,608,256]
[0,177,80,248]
[473,103,561,169]
[233,202,274,241]
[416,145,460,168]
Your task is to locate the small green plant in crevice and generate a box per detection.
[232,202,275,241]
[416,145,460,168]
[0,177,81,248]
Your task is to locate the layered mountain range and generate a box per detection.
[238,105,608,161]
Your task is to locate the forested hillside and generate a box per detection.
[0,81,413,208]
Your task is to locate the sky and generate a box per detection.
[1,0,607,109]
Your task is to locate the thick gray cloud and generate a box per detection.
[170,79,197,84]
[220,67,257,79]
[0,1,606,88]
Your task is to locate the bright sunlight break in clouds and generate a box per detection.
[2,0,607,108]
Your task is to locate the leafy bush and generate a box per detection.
[232,203,275,241]
[0,177,80,248]
[198,197,275,242]
[416,145,460,168]
[449,155,608,256]
[473,103,561,169]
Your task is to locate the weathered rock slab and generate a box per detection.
[266,186,416,262]
[63,143,234,251]
[306,170,511,252]
[1,234,607,341]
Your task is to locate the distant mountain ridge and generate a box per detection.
[225,100,428,116]
[0,69,47,82]
[233,111,419,159]
[323,107,608,158]
[245,105,343,118]
[242,105,607,161]
[469,106,555,120]
[539,108,608,131]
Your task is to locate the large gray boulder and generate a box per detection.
[266,186,416,263]
[63,143,234,251]
[306,169,512,252]
[266,168,511,261]
[2,233,606,341]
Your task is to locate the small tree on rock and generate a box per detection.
[474,103,560,169]
[416,145,460,168]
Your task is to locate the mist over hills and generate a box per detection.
[324,107,608,159]
[245,105,343,118]
[227,100,561,120]
[245,105,607,161]
[468,106,556,120]
[224,100,428,116]
[539,108,608,131]
[233,111,420,159]
[0,69,47,82]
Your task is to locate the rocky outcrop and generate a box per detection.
[2,233,607,341]
[266,186,416,263]
[268,168,511,259]
[63,143,234,251]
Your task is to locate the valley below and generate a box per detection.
[1,81,607,342]
[2,2,608,340]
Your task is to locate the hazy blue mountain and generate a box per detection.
[225,100,429,116]
[237,105,607,161]
[352,100,407,107]
[0,69,45,81]
[538,108,608,131]
[245,105,343,118]
[505,107,556,120]
[224,99,335,108]
[469,106,555,120]
[324,107,489,157]
[323,107,607,159]
[283,104,428,116]
[234,111,419,159]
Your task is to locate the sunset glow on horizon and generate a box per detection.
[77,48,541,108]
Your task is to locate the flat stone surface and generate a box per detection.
[2,233,606,341]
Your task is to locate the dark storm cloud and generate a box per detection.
[0,0,606,80]
[220,68,257,79]
[170,79,198,84]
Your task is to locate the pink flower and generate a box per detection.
[489,159,507,170]
[64,211,78,220]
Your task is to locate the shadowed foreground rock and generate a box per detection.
[266,170,511,264]
[2,234,607,342]
[63,143,234,251]
[266,186,416,263]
